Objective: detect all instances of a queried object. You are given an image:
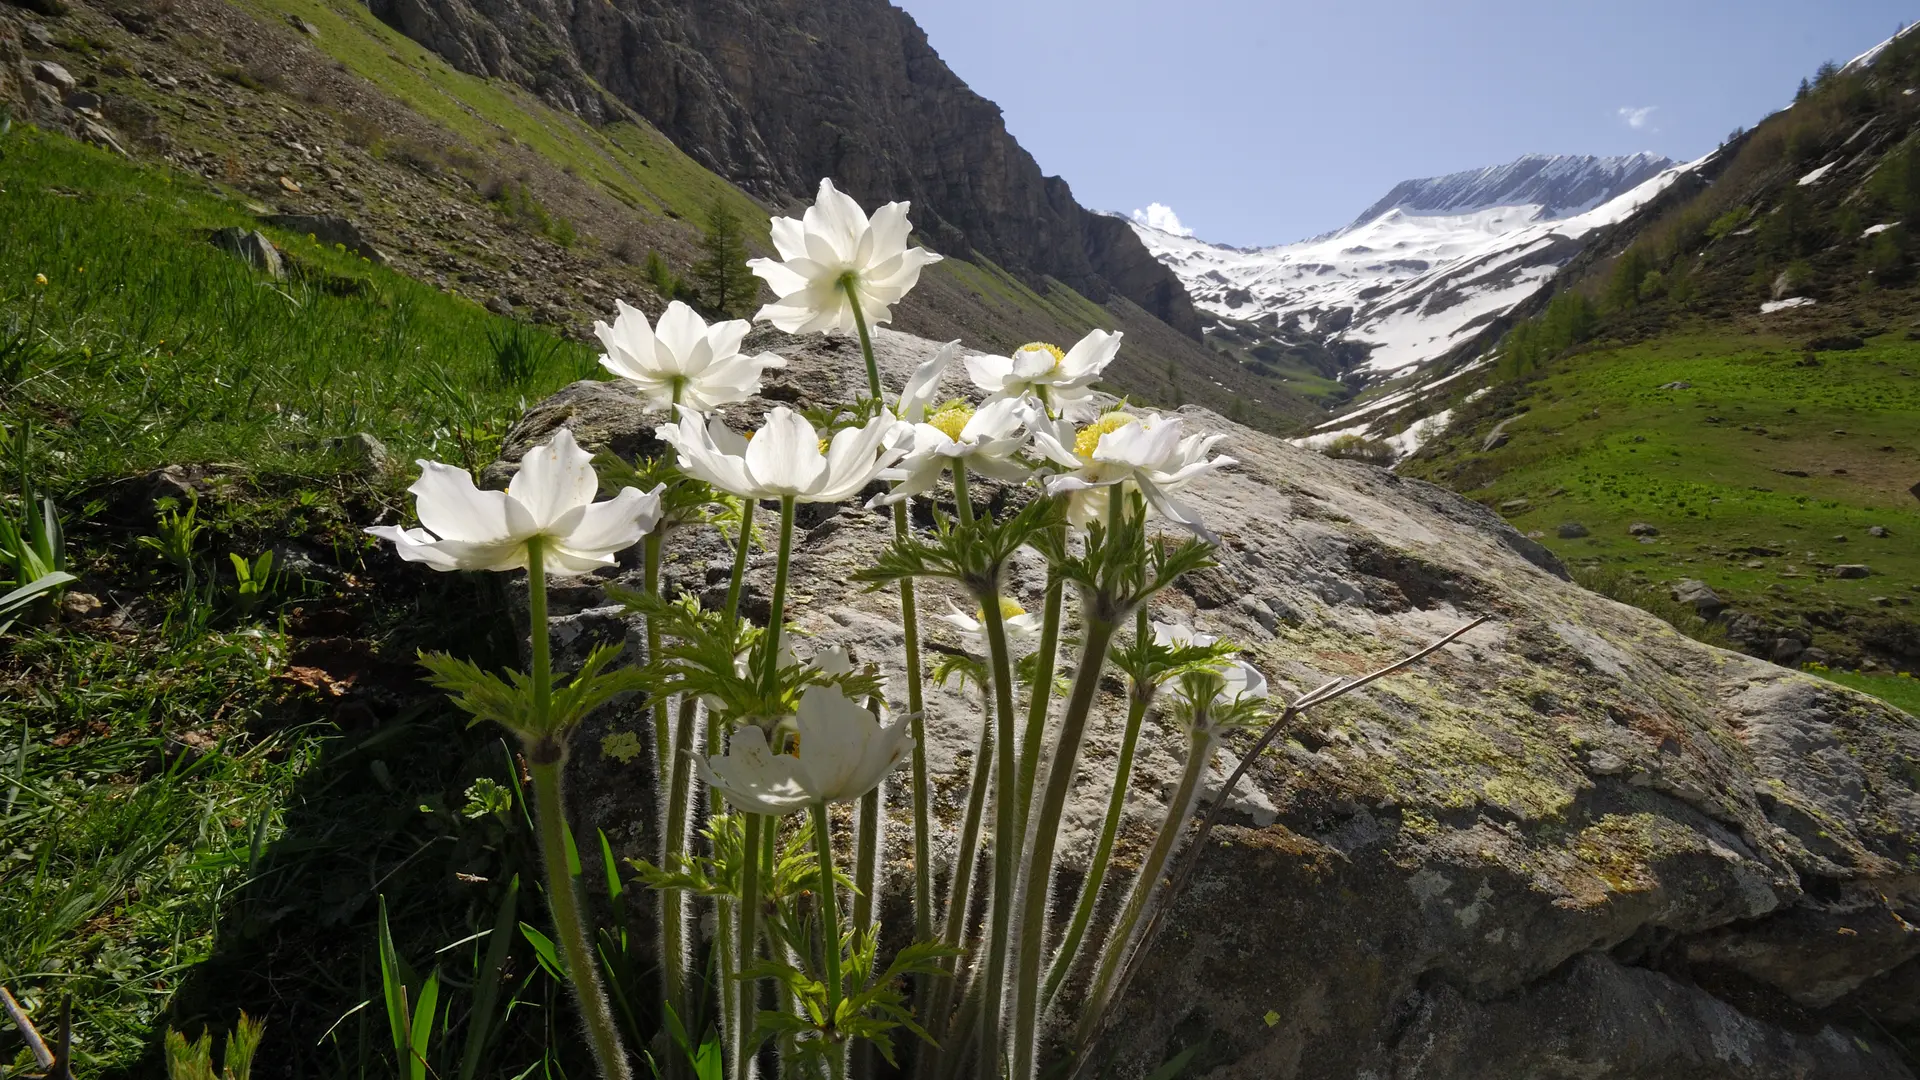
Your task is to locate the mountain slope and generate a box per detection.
[1397,32,1920,676]
[1129,153,1679,387]
[0,0,1321,432]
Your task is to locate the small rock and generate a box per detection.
[1833,565,1873,579]
[1236,595,1281,634]
[32,60,77,92]
[1628,522,1659,537]
[62,88,100,111]
[1801,647,1832,666]
[78,119,128,157]
[209,227,285,279]
[263,213,388,263]
[1498,498,1530,514]
[26,23,56,49]
[1831,534,1848,543]
[327,432,391,475]
[486,296,514,316]
[1669,578,1727,619]
[1745,560,1766,570]
[1556,522,1589,539]
[278,176,303,193]
[59,591,103,620]
[1770,638,1805,665]
[1871,596,1892,607]
[286,13,320,36]
[1868,525,1889,538]
[1658,380,1693,390]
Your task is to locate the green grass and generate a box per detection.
[2,126,595,482]
[1809,666,1920,716]
[233,0,768,234]
[1,625,310,1067]
[0,127,605,1075]
[1406,329,1920,682]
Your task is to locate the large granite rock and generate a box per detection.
[496,326,1920,1080]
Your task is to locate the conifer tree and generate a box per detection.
[696,196,753,317]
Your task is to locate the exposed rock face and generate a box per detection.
[496,327,1920,1079]
[359,0,1203,336]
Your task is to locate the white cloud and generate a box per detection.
[1130,202,1193,237]
[1617,105,1658,131]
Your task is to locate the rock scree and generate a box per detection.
[490,326,1920,1080]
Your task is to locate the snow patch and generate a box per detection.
[1797,162,1836,186]
[1760,297,1817,313]
[1386,409,1454,459]
[1863,222,1900,237]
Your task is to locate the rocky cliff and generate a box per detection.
[360,0,1205,336]
[496,326,1920,1079]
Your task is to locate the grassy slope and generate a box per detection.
[2,128,578,1074]
[1404,47,1920,691]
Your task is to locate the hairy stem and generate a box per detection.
[725,497,757,632]
[530,763,632,1080]
[1010,615,1118,1080]
[976,590,1023,1076]
[1015,539,1065,837]
[812,801,847,1079]
[1077,726,1213,1046]
[844,275,882,404]
[1042,686,1148,1009]
[660,694,699,1044]
[761,496,797,693]
[916,684,995,1078]
[735,812,764,1080]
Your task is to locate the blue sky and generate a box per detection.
[892,0,1914,246]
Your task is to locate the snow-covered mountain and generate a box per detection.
[1125,153,1684,382]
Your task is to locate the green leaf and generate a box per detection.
[222,1012,266,1080]
[375,897,413,1074]
[519,921,566,979]
[1144,1042,1202,1080]
[408,969,440,1080]
[459,875,519,1080]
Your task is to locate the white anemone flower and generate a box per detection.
[1171,657,1270,712]
[594,299,786,413]
[965,330,1122,421]
[655,405,910,503]
[1151,620,1218,649]
[1031,409,1236,539]
[366,430,663,574]
[700,685,915,814]
[938,597,1042,652]
[748,179,942,335]
[868,396,1034,506]
[897,340,963,423]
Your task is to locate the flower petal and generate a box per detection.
[556,483,664,558]
[745,407,825,496]
[411,461,522,543]
[508,429,601,530]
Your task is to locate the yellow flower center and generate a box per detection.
[975,596,1028,622]
[1017,341,1066,370]
[926,402,974,441]
[1073,411,1138,460]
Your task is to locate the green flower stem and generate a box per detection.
[853,773,881,936]
[811,800,848,1080]
[528,538,552,724]
[660,694,699,1036]
[1077,726,1214,1046]
[1009,614,1119,1080]
[523,538,631,1080]
[976,590,1024,1075]
[735,812,764,1080]
[762,495,797,693]
[916,683,995,1079]
[844,275,882,403]
[950,465,974,527]
[644,532,668,774]
[890,500,932,944]
[724,498,756,632]
[1015,529,1066,836]
[1042,685,1149,1009]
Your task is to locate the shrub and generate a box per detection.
[1321,434,1396,465]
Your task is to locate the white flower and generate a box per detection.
[655,405,910,503]
[937,597,1042,652]
[1031,410,1235,539]
[367,429,662,574]
[748,179,942,335]
[965,330,1122,422]
[868,396,1034,506]
[897,340,963,422]
[594,299,785,413]
[700,685,914,813]
[1152,620,1217,649]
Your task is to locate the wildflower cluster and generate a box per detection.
[368,177,1270,1080]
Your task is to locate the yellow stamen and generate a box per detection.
[1073,411,1138,459]
[975,596,1028,622]
[927,402,974,441]
[1017,341,1066,369]
[33,274,47,287]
